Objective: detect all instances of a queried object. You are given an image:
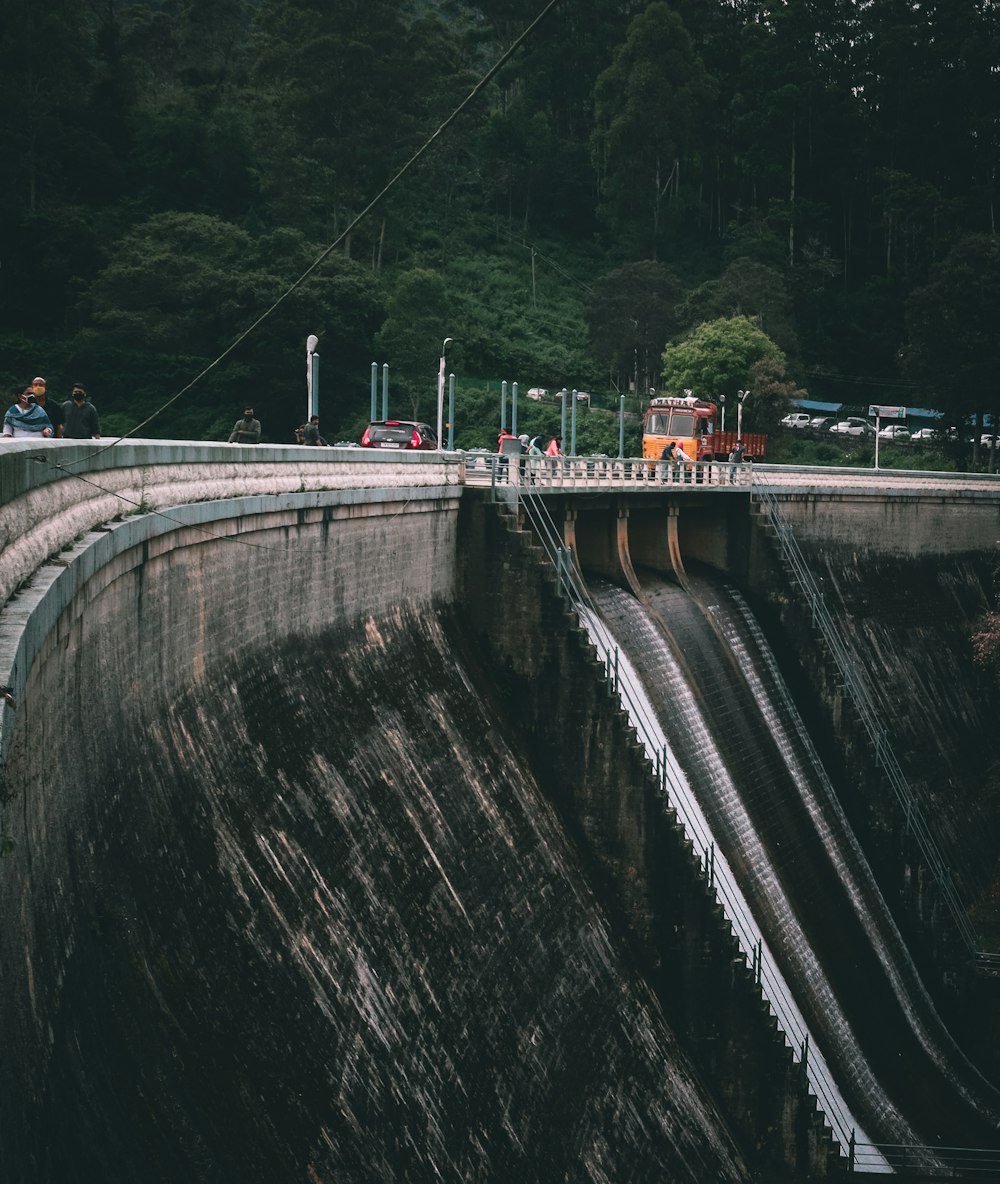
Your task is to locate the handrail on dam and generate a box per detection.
[465,450,749,489]
[851,1139,1000,1177]
[748,476,982,962]
[488,470,875,1161]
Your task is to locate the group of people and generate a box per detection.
[497,429,562,482]
[659,438,746,483]
[2,377,100,440]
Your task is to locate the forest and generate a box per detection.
[3,0,1000,452]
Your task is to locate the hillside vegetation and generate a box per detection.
[4,0,1000,450]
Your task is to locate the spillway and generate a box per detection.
[581,564,1000,1166]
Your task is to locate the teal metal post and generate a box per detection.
[447,373,455,450]
[370,363,377,421]
[619,395,625,457]
[560,388,567,446]
[381,364,389,421]
[501,381,508,433]
[570,388,578,455]
[511,381,519,438]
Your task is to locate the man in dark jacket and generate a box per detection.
[228,406,261,444]
[62,386,101,439]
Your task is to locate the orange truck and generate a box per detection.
[642,394,767,462]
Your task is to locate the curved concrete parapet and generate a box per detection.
[0,439,464,612]
[0,443,464,781]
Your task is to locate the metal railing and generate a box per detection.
[850,1139,1000,1176]
[467,450,751,489]
[749,476,982,961]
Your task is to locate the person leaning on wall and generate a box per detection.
[228,405,261,444]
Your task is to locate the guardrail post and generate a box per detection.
[848,1130,856,1172]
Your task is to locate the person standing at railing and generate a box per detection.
[525,435,544,484]
[674,440,693,483]
[497,428,518,482]
[62,385,101,439]
[545,434,562,477]
[228,405,261,444]
[659,440,676,482]
[727,440,745,484]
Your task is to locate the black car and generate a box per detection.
[360,420,438,450]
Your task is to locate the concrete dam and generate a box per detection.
[1,442,999,1182]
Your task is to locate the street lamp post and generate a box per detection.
[737,390,749,442]
[437,337,453,449]
[720,394,726,433]
[306,335,319,420]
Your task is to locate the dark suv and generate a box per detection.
[360,420,438,450]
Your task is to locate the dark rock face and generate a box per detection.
[0,604,748,1184]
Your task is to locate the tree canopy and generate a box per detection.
[662,316,784,408]
[1,0,999,444]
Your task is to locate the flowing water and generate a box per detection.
[582,567,1000,1168]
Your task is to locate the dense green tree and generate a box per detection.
[661,315,784,414]
[748,355,805,435]
[79,211,383,438]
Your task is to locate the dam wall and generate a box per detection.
[4,449,998,1179]
[0,456,794,1182]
